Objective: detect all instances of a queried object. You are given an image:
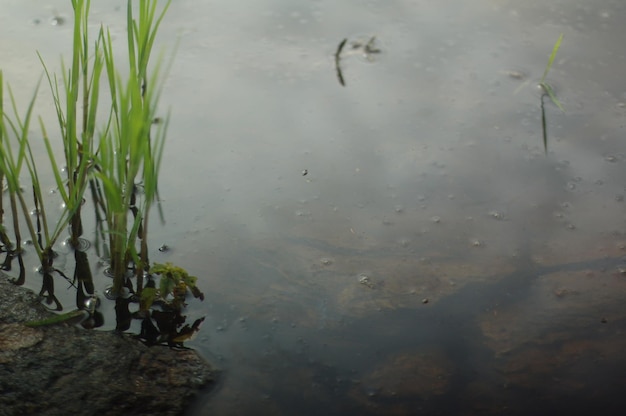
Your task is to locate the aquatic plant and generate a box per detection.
[137,262,205,347]
[38,0,104,250]
[539,34,564,153]
[1,75,60,305]
[0,0,103,309]
[141,262,204,312]
[2,0,203,341]
[0,71,35,287]
[98,0,172,296]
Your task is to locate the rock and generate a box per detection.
[0,277,216,416]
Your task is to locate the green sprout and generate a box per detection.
[539,33,565,153]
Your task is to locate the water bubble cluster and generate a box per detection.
[358,274,374,288]
[320,257,333,266]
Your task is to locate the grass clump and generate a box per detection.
[98,0,172,296]
[1,0,204,338]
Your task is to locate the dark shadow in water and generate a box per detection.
[216,248,626,416]
[1,249,26,285]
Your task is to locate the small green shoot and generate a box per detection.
[539,33,564,112]
[539,34,564,153]
[24,308,89,327]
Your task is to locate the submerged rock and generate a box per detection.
[0,277,216,416]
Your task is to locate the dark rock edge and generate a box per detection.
[0,276,217,416]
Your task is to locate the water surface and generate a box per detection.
[2,0,626,414]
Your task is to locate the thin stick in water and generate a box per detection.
[335,38,347,86]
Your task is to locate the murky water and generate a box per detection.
[3,0,626,414]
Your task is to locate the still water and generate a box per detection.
[2,0,626,414]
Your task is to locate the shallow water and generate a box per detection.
[3,0,626,414]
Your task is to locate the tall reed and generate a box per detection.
[98,0,172,295]
[39,0,104,249]
[0,74,70,308]
[0,70,27,285]
[2,0,174,308]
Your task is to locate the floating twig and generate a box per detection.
[335,38,347,86]
[541,93,547,154]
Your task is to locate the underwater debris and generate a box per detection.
[334,35,381,86]
[335,38,348,86]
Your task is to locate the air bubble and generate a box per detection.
[320,257,333,266]
[103,286,116,300]
[84,296,100,312]
[119,287,131,299]
[358,274,375,288]
[398,238,411,248]
[49,15,65,26]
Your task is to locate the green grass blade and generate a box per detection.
[540,33,563,84]
[39,118,70,204]
[24,309,89,327]
[37,53,68,141]
[540,82,565,113]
